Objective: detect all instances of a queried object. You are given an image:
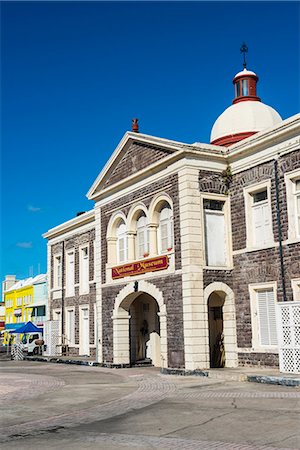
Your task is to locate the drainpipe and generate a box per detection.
[274,158,287,302]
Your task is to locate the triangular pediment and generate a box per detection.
[87,132,184,200]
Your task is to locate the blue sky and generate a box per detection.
[1,1,299,287]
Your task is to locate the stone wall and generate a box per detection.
[103,142,174,189]
[50,228,96,356]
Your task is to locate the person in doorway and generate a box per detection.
[138,319,149,360]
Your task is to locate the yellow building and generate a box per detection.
[4,277,34,337]
[0,303,5,331]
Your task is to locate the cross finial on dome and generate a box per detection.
[240,42,248,69]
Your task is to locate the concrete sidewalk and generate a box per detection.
[24,354,300,387]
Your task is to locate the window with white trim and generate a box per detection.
[204,199,227,267]
[54,255,62,288]
[244,181,274,248]
[250,283,278,350]
[80,246,89,294]
[136,214,149,259]
[158,205,173,253]
[284,170,300,241]
[53,308,62,322]
[66,250,75,297]
[117,222,127,263]
[291,279,300,301]
[251,189,272,246]
[65,308,75,345]
[296,179,300,236]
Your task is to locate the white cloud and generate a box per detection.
[16,242,33,249]
[27,205,41,212]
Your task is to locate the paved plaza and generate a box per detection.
[0,360,299,449]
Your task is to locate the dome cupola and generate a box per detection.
[232,68,260,104]
[210,44,282,147]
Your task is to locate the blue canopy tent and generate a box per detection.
[9,321,43,334]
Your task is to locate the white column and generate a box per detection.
[113,309,130,364]
[148,224,158,256]
[178,166,209,370]
[107,237,117,265]
[223,295,238,368]
[127,232,136,261]
[94,204,103,363]
[157,304,168,368]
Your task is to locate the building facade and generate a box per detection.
[3,274,48,335]
[30,274,49,328]
[44,211,96,357]
[44,65,300,369]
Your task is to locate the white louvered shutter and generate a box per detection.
[257,289,277,346]
[296,183,300,234]
[136,215,148,258]
[159,207,173,253]
[117,222,127,263]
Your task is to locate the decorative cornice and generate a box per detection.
[43,210,95,240]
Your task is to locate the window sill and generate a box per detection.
[283,237,300,246]
[79,290,90,296]
[251,347,279,354]
[204,265,233,271]
[233,242,278,255]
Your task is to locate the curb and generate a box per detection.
[23,356,149,369]
[247,375,300,387]
[160,367,300,387]
[160,367,209,377]
[22,358,300,386]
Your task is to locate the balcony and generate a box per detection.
[31,316,46,325]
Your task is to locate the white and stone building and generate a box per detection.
[44,64,300,370]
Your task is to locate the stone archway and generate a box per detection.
[112,280,167,367]
[204,282,238,368]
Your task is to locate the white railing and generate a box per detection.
[31,316,46,324]
[277,301,300,374]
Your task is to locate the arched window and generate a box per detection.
[117,222,127,263]
[136,214,149,259]
[159,206,173,253]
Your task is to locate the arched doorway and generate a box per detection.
[129,292,160,365]
[208,291,225,368]
[204,282,238,369]
[112,281,167,367]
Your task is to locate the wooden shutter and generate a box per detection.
[161,222,169,252]
[67,252,75,296]
[117,223,127,262]
[253,205,264,245]
[81,248,89,292]
[205,211,226,266]
[137,229,144,258]
[253,203,272,245]
[257,289,277,346]
[296,191,300,234]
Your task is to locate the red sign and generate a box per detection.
[112,255,169,279]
